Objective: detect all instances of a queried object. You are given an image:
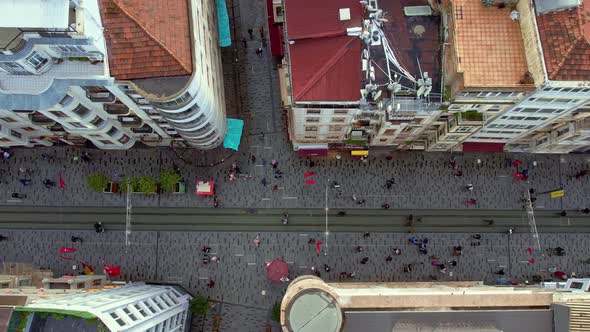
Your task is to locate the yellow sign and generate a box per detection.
[351,150,369,156]
[550,190,564,198]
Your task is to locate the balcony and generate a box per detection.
[104,103,129,115]
[118,116,143,128]
[131,125,154,134]
[29,112,55,126]
[85,88,115,103]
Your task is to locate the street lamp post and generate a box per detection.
[324,181,329,256]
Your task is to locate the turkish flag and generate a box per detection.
[305,179,315,185]
[58,172,65,189]
[103,263,121,277]
[60,247,77,253]
[304,171,315,178]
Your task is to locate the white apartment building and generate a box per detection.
[27,282,192,332]
[460,0,590,153]
[0,0,226,150]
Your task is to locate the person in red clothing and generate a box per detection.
[553,271,568,280]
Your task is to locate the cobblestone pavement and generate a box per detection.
[1,229,588,310]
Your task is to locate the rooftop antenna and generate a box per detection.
[125,177,132,248]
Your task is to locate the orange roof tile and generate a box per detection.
[98,0,192,80]
[536,2,590,81]
[451,0,529,87]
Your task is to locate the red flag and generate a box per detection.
[58,172,65,189]
[304,171,315,178]
[60,247,77,253]
[528,258,536,264]
[81,262,94,275]
[315,241,323,254]
[103,263,121,277]
[305,179,315,185]
[526,247,533,255]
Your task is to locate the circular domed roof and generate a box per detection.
[285,289,342,332]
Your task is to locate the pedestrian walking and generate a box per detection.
[466,199,477,205]
[582,208,590,214]
[559,210,567,217]
[465,184,473,191]
[202,257,210,264]
[363,232,370,238]
[207,280,216,288]
[94,222,105,233]
[202,246,211,253]
[409,236,419,245]
[271,160,278,168]
[453,246,463,256]
[247,28,253,39]
[404,264,413,273]
[308,238,316,244]
[385,255,392,262]
[256,47,263,56]
[281,213,289,225]
[254,234,261,247]
[352,194,357,201]
[381,203,390,209]
[260,131,265,138]
[323,264,331,272]
[360,257,369,264]
[71,236,83,243]
[355,246,363,253]
[241,37,247,48]
[213,196,219,208]
[472,234,482,240]
[448,260,457,266]
[19,179,31,186]
[0,235,8,241]
[11,193,24,199]
[259,26,264,39]
[43,179,55,189]
[393,248,401,255]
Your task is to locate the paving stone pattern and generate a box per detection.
[1,229,589,310]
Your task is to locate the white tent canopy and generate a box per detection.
[0,0,70,29]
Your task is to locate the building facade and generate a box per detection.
[0,0,226,150]
[280,276,590,332]
[280,0,444,156]
[27,282,192,332]
[436,0,590,153]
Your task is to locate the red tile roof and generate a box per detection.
[536,2,590,81]
[98,0,192,80]
[284,0,363,102]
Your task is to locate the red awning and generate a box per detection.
[462,142,505,153]
[267,0,284,57]
[298,149,328,157]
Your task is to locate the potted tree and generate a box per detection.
[120,176,139,193]
[137,176,157,194]
[159,170,183,194]
[87,173,118,193]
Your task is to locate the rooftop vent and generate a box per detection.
[339,8,351,21]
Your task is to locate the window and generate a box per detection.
[0,62,29,74]
[22,127,35,131]
[134,304,148,317]
[332,117,346,123]
[107,127,119,136]
[119,135,130,144]
[379,138,388,142]
[72,105,90,118]
[0,117,16,123]
[448,104,463,111]
[327,136,339,139]
[122,308,138,321]
[334,110,349,115]
[306,117,320,123]
[305,126,318,132]
[306,109,321,115]
[90,116,104,127]
[25,51,49,70]
[50,111,67,118]
[329,126,343,131]
[304,135,317,139]
[524,117,541,121]
[59,95,73,106]
[99,140,113,145]
[69,122,85,128]
[455,126,473,132]
[10,130,21,139]
[488,105,502,111]
[521,108,538,113]
[0,138,11,142]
